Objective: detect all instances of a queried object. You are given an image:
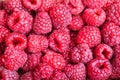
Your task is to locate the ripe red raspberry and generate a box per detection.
[76,26,101,47]
[0,10,7,26]
[101,22,120,46]
[7,10,33,34]
[22,52,42,71]
[28,34,48,53]
[0,25,10,43]
[82,8,106,27]
[20,71,33,80]
[21,0,41,10]
[114,44,120,55]
[3,47,27,70]
[102,0,114,10]
[94,44,113,59]
[33,12,52,34]
[69,15,83,31]
[64,0,84,15]
[33,63,54,79]
[106,3,120,26]
[50,3,72,29]
[49,28,70,52]
[64,63,86,80]
[5,33,27,50]
[70,43,93,64]
[42,50,66,70]
[87,58,112,80]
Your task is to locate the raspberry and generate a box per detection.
[70,43,93,64]
[21,0,41,10]
[64,0,84,15]
[33,12,52,34]
[94,44,113,59]
[87,58,112,80]
[20,71,33,80]
[101,22,120,46]
[22,52,42,71]
[102,0,114,10]
[76,26,101,47]
[114,44,120,55]
[0,10,7,26]
[50,3,72,29]
[7,10,33,34]
[49,28,70,52]
[28,34,48,53]
[82,8,106,27]
[106,3,120,26]
[5,32,27,50]
[42,50,66,70]
[69,15,83,31]
[0,25,10,43]
[64,63,86,80]
[33,63,54,79]
[3,47,27,70]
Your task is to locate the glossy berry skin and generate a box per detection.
[50,3,72,29]
[82,8,106,27]
[76,26,101,47]
[20,71,33,80]
[7,10,33,34]
[102,22,120,46]
[87,58,112,80]
[33,12,52,34]
[27,34,48,53]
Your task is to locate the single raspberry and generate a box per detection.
[20,71,33,80]
[3,47,27,70]
[64,63,86,80]
[7,10,33,34]
[51,71,69,80]
[22,52,42,71]
[0,10,7,26]
[69,15,83,31]
[33,12,52,34]
[28,34,48,53]
[0,25,10,43]
[33,63,54,79]
[87,58,112,80]
[49,28,70,52]
[102,0,114,10]
[101,22,120,46]
[50,3,72,29]
[42,50,66,70]
[21,0,41,10]
[106,3,120,26]
[64,0,84,15]
[5,32,27,50]
[94,44,113,59]
[70,43,93,64]
[82,8,106,27]
[76,26,101,47]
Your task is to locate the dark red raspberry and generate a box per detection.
[20,71,33,80]
[5,32,27,50]
[7,10,33,34]
[33,63,54,79]
[64,63,86,80]
[94,44,113,59]
[87,58,112,80]
[22,52,42,71]
[42,50,66,70]
[69,15,83,31]
[21,0,41,10]
[33,12,52,34]
[28,34,48,53]
[70,43,93,64]
[3,47,27,70]
[76,26,101,47]
[101,22,120,46]
[64,0,84,15]
[0,25,10,43]
[0,10,7,26]
[50,3,72,29]
[82,8,106,27]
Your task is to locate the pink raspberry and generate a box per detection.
[20,71,33,80]
[113,44,120,55]
[0,10,7,26]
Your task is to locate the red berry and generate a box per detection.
[50,3,72,29]
[20,71,33,80]
[0,10,7,26]
[33,12,52,34]
[113,44,120,55]
[28,34,48,53]
[76,26,101,47]
[87,58,112,80]
[102,0,114,10]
